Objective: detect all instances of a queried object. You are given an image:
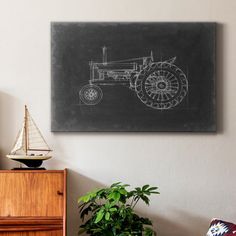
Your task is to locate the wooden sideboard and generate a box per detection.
[0,170,67,236]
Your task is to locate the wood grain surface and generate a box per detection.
[0,171,64,217]
[0,170,66,236]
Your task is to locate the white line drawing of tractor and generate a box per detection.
[79,47,188,110]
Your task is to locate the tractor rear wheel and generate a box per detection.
[135,62,188,110]
[79,84,103,105]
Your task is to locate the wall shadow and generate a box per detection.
[0,91,23,169]
[156,211,209,236]
[136,209,209,236]
[67,169,106,236]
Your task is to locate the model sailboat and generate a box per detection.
[7,105,52,168]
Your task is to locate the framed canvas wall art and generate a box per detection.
[51,22,216,132]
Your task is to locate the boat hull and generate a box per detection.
[7,155,52,168]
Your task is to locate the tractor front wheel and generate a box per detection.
[79,84,103,105]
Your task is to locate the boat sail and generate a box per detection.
[7,106,52,168]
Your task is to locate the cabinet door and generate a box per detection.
[0,172,64,217]
[0,230,62,236]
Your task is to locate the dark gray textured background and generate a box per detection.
[51,22,216,132]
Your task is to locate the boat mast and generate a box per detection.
[24,105,28,155]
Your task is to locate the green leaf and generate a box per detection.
[119,188,127,195]
[135,187,141,192]
[109,207,117,212]
[141,195,150,205]
[95,209,104,223]
[108,192,115,200]
[105,212,110,220]
[78,195,88,203]
[78,190,98,203]
[142,185,150,191]
[147,187,158,191]
[141,217,152,225]
[150,191,160,194]
[111,182,121,187]
[144,227,155,236]
[114,192,121,201]
[122,184,130,187]
[108,191,121,201]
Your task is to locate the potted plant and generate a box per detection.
[78,182,159,236]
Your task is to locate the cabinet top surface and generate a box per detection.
[0,169,67,173]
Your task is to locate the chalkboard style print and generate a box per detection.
[79,47,188,110]
[51,22,216,132]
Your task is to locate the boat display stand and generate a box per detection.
[12,167,46,170]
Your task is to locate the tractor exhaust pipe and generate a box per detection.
[102,46,107,65]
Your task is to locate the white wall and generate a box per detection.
[0,0,236,235]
